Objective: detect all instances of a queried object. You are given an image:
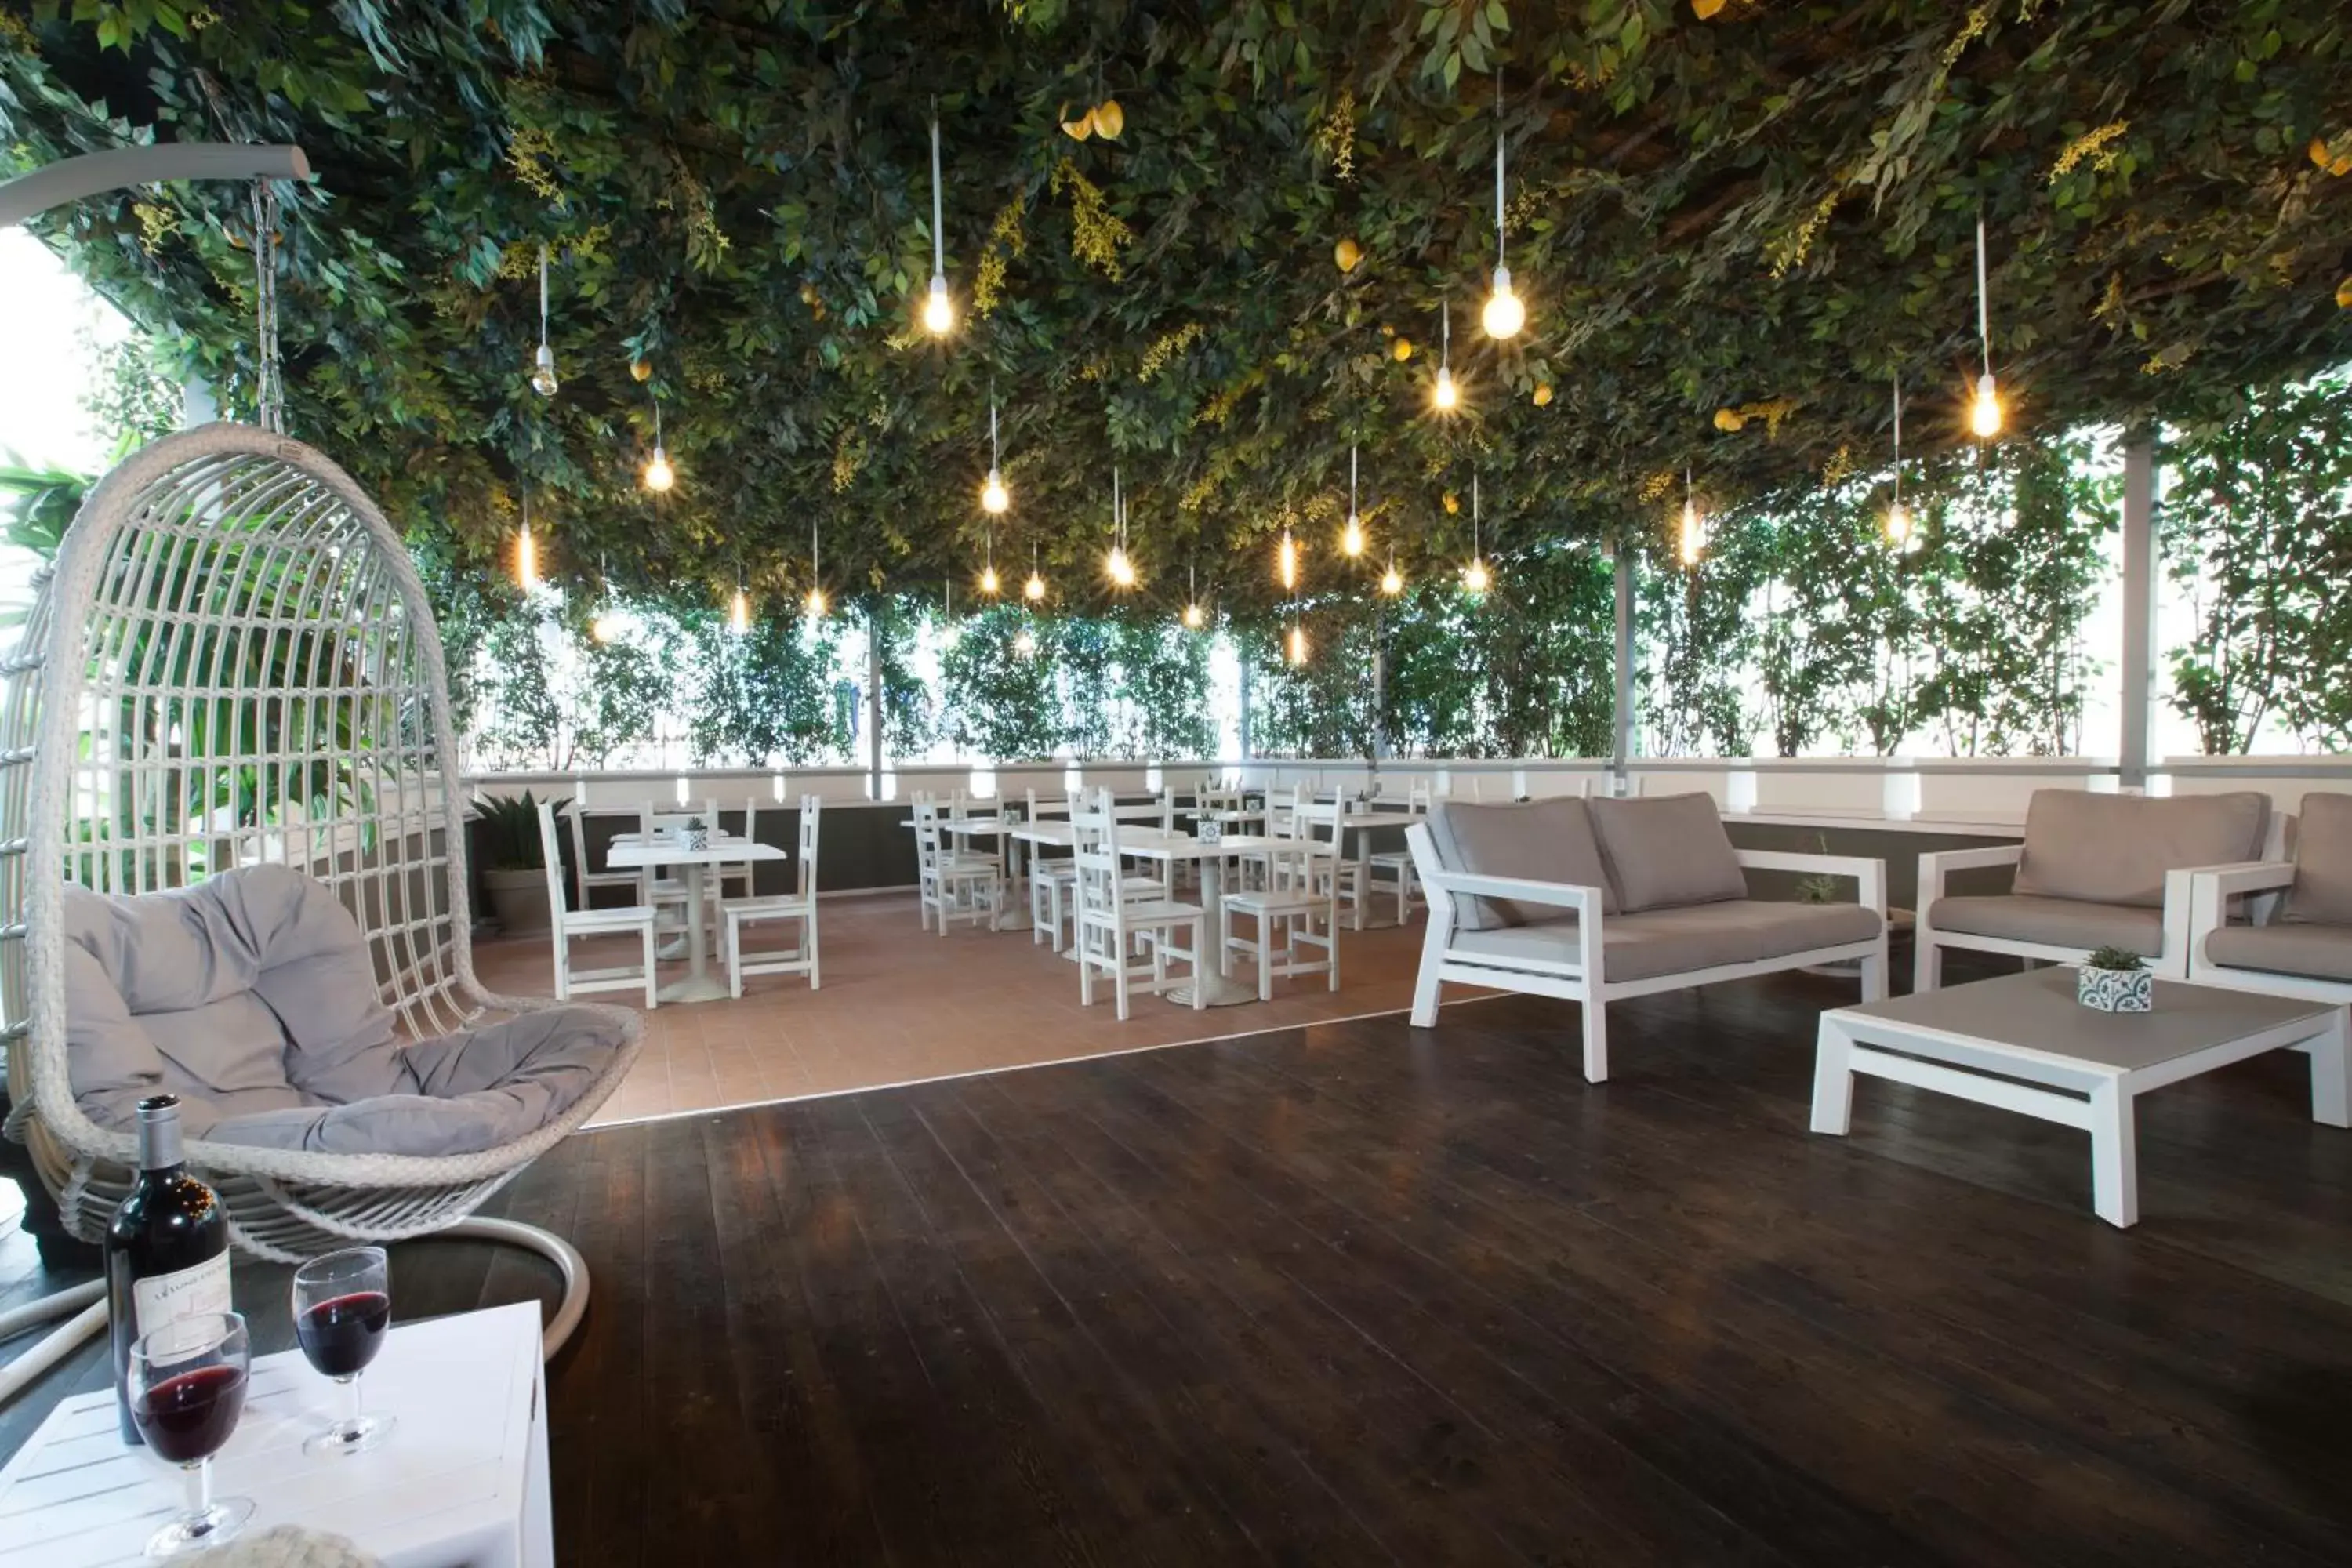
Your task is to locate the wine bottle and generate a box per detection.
[106,1095,231,1445]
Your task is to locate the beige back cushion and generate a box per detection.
[2285,793,2352,924]
[1425,798,1615,930]
[2011,789,2269,909]
[1586,793,1748,913]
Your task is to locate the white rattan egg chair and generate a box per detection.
[0,422,640,1391]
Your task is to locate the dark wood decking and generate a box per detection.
[6,974,2352,1564]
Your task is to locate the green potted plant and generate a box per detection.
[2078,946,2153,1014]
[681,815,710,851]
[470,792,566,936]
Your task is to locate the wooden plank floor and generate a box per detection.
[6,972,2352,1564]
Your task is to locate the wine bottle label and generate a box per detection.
[132,1252,231,1339]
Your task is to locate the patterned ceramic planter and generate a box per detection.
[2078,965,2154,1013]
[684,826,710,851]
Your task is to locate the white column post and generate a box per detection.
[2118,433,2159,789]
[1611,540,1634,797]
[866,612,884,800]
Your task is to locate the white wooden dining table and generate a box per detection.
[607,831,788,1003]
[1009,823,1293,1007]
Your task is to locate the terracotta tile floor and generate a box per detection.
[470,891,1483,1125]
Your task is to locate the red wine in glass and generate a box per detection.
[133,1364,248,1464]
[295,1291,390,1379]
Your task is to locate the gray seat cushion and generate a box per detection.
[2011,789,2269,909]
[2284,793,2352,925]
[60,865,627,1157]
[1425,797,1614,930]
[1585,793,1747,913]
[1451,899,1881,983]
[1927,894,2165,956]
[2204,921,2352,982]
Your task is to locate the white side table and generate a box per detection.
[0,1302,550,1566]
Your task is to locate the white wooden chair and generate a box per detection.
[1220,801,1342,1000]
[1367,781,1433,924]
[723,797,821,995]
[1072,804,1208,1020]
[1026,789,1081,949]
[714,797,758,902]
[635,803,696,942]
[568,807,642,913]
[915,798,1002,934]
[538,802,660,1008]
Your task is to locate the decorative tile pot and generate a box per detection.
[685,828,710,851]
[2078,966,2153,1013]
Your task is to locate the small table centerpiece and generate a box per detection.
[2078,946,2154,1013]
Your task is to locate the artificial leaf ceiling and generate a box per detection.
[4,0,2348,612]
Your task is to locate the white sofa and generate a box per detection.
[1406,793,1887,1082]
[2187,793,2352,1004]
[1915,789,2277,990]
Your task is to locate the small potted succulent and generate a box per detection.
[2078,946,2154,1014]
[682,815,710,851]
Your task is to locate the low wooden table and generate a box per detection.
[1811,967,2350,1226]
[0,1302,550,1566]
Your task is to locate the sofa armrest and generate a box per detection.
[1735,849,1889,916]
[2171,860,2296,977]
[1417,868,1605,916]
[1917,842,2022,907]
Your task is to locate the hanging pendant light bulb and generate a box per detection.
[1462,473,1491,593]
[1969,212,2003,440]
[980,398,1010,514]
[1025,541,1046,602]
[1182,563,1206,629]
[730,571,751,635]
[1886,373,1914,546]
[1341,445,1365,556]
[1482,72,1526,341]
[1278,527,1298,589]
[1014,626,1038,658]
[1287,623,1308,665]
[922,114,955,336]
[529,244,560,397]
[515,491,539,591]
[1679,467,1704,567]
[591,554,622,642]
[641,398,674,492]
[1433,299,1459,412]
[1381,548,1404,597]
[980,528,1000,596]
[804,519,827,619]
[1105,467,1136,586]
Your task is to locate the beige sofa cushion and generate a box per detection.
[1450,899,1880,984]
[2284,793,2352,925]
[1585,793,1746,913]
[2204,921,2352,982]
[1426,798,1614,930]
[2010,789,2268,909]
[1928,894,2164,956]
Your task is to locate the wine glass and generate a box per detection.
[128,1312,255,1558]
[291,1245,396,1456]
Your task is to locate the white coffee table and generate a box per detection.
[1811,967,2350,1226]
[0,1301,550,1566]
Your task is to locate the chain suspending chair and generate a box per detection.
[0,423,641,1400]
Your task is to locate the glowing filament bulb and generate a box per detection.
[1680,497,1703,566]
[642,447,674,493]
[1025,570,1046,602]
[592,611,623,644]
[980,563,1000,595]
[1886,501,1912,546]
[1107,545,1135,587]
[1278,531,1298,590]
[981,468,1009,514]
[923,275,954,336]
[1182,601,1206,629]
[516,522,537,591]
[730,587,750,634]
[1341,514,1364,557]
[1969,372,2002,439]
[1013,626,1037,657]
[1483,267,1525,339]
[1381,561,1404,596]
[804,585,828,619]
[1463,558,1490,593]
[1287,625,1308,665]
[1433,366,1458,412]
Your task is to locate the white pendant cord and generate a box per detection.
[1472,472,1481,560]
[538,244,551,351]
[989,397,1000,468]
[1349,445,1359,517]
[1976,212,1991,379]
[1442,297,1451,368]
[930,114,946,278]
[250,180,284,433]
[653,399,663,452]
[1892,373,1904,508]
[1494,71,1508,271]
